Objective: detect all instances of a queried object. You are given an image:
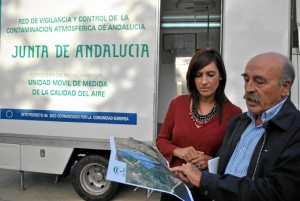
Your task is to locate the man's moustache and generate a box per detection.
[243,93,261,103]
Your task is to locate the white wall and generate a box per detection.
[222,0,291,111]
[291,48,300,109]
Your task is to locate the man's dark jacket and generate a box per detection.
[199,99,300,201]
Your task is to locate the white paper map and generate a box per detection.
[106,136,194,201]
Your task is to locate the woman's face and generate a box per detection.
[194,62,221,99]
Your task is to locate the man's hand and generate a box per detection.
[170,163,202,187]
[190,151,212,169]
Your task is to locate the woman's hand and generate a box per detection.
[173,147,212,169]
[173,146,198,162]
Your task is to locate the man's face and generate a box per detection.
[242,55,290,115]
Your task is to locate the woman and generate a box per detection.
[156,48,242,201]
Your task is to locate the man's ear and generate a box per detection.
[281,79,292,97]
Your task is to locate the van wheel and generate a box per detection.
[72,154,119,201]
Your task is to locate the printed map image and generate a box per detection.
[106,137,193,201]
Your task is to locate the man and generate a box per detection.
[170,52,300,201]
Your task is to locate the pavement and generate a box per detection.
[0,169,161,201]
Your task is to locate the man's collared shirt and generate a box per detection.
[224,98,287,177]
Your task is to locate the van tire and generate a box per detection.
[72,154,119,201]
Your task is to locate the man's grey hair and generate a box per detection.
[279,58,295,87]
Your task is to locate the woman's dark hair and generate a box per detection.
[186,48,228,123]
